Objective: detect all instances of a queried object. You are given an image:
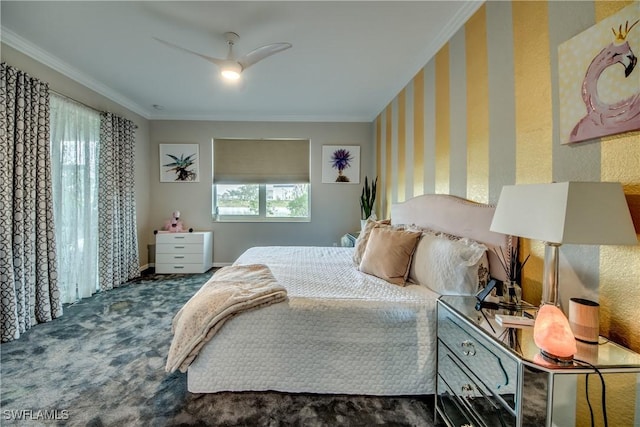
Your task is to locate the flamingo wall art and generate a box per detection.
[559,3,639,144]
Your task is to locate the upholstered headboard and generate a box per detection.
[390,194,515,282]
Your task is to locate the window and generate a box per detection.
[214,184,310,221]
[213,139,310,222]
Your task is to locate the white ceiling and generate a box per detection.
[1,1,482,122]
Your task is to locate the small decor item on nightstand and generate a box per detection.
[154,210,194,234]
[569,298,600,344]
[502,280,522,304]
[495,313,535,327]
[533,304,577,365]
[492,245,529,304]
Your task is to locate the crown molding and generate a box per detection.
[147,111,371,123]
[376,0,485,118]
[1,26,152,119]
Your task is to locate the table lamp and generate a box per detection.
[490,182,637,365]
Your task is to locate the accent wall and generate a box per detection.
[374,1,639,425]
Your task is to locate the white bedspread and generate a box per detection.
[166,264,287,373]
[187,246,440,395]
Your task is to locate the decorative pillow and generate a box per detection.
[408,233,488,295]
[358,227,422,286]
[352,218,392,266]
[405,224,437,234]
[431,231,490,292]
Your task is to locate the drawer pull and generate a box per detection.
[174,256,184,259]
[173,266,184,269]
[173,236,185,239]
[461,340,476,356]
[174,246,185,249]
[461,383,475,398]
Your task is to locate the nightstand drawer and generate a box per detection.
[436,374,478,427]
[155,233,204,244]
[438,303,518,411]
[155,263,208,274]
[438,341,516,425]
[156,243,204,254]
[156,253,206,264]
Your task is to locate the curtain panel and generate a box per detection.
[98,113,140,290]
[0,62,62,343]
[50,94,101,303]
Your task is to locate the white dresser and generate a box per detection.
[155,231,213,274]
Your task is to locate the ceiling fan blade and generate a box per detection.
[237,42,292,70]
[154,37,225,67]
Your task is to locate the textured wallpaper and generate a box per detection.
[374,1,639,424]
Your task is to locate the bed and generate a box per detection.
[183,194,513,395]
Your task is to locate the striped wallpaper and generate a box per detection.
[374,1,639,425]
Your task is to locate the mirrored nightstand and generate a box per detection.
[436,295,640,427]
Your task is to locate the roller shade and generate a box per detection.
[213,138,310,184]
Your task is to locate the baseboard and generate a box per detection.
[139,263,155,276]
[213,262,232,267]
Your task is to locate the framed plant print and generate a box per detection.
[160,143,199,182]
[321,145,360,184]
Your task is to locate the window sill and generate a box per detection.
[212,216,311,223]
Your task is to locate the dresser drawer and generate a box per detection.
[438,303,519,411]
[156,243,204,254]
[155,232,204,244]
[156,253,207,264]
[438,341,516,425]
[155,263,208,274]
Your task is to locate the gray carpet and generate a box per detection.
[1,271,440,427]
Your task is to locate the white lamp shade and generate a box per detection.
[490,182,637,245]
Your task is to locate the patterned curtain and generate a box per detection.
[0,62,62,343]
[98,113,140,290]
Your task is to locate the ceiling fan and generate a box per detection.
[154,32,292,80]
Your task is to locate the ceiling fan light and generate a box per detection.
[221,70,241,80]
[221,62,242,80]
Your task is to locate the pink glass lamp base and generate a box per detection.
[533,304,577,366]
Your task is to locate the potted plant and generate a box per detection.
[360,176,378,229]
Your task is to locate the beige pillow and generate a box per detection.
[352,218,391,266]
[359,227,422,286]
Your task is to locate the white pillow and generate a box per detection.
[408,233,488,295]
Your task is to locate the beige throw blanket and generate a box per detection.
[165,264,287,373]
